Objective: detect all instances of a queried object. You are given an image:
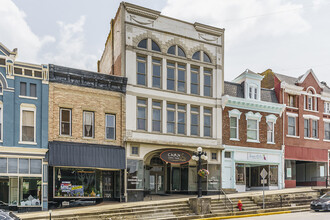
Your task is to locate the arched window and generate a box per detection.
[150,157,164,166]
[137,39,147,49]
[0,83,2,93]
[151,40,161,52]
[192,51,212,63]
[167,45,186,57]
[305,87,317,111]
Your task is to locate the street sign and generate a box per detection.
[260,168,268,179]
[261,179,267,184]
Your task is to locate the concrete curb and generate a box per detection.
[198,211,292,220]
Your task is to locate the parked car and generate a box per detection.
[0,210,19,220]
[310,192,330,211]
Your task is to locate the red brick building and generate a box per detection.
[261,69,330,188]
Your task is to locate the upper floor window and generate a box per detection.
[0,83,2,93]
[324,102,330,114]
[204,107,212,137]
[267,122,274,143]
[152,101,162,132]
[229,109,241,140]
[204,69,212,97]
[304,119,310,138]
[192,51,212,63]
[245,112,262,142]
[167,103,186,135]
[190,106,199,136]
[167,45,186,57]
[137,38,161,52]
[20,82,27,96]
[83,111,94,138]
[191,66,199,95]
[167,62,186,92]
[324,122,330,140]
[21,109,35,142]
[248,85,258,100]
[152,58,161,88]
[105,114,116,140]
[0,107,2,141]
[305,89,317,111]
[288,116,296,136]
[137,55,147,86]
[137,99,147,131]
[0,58,5,66]
[30,83,37,97]
[312,120,318,138]
[288,95,296,107]
[60,108,71,136]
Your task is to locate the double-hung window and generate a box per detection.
[191,106,199,136]
[30,83,37,97]
[204,108,212,137]
[20,82,27,96]
[249,86,258,100]
[152,101,162,132]
[60,108,71,136]
[191,66,199,95]
[137,56,147,86]
[288,116,296,136]
[247,119,258,141]
[167,103,175,133]
[177,64,186,92]
[204,69,212,97]
[166,103,186,135]
[325,122,330,140]
[267,122,274,143]
[312,120,318,138]
[324,102,330,114]
[304,119,310,138]
[152,58,161,88]
[167,62,175,91]
[177,105,186,135]
[22,110,35,142]
[230,117,238,139]
[137,99,147,131]
[288,95,295,107]
[105,114,116,140]
[83,111,94,138]
[0,107,2,140]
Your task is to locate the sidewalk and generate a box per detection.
[16,187,318,219]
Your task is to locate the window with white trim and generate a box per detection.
[105,114,116,140]
[83,111,94,138]
[324,122,330,140]
[152,58,161,88]
[21,109,35,142]
[245,112,262,141]
[288,116,296,136]
[190,66,199,95]
[60,108,71,136]
[152,101,162,132]
[204,107,212,137]
[267,122,274,143]
[131,146,139,156]
[229,109,241,140]
[312,120,318,138]
[0,106,2,141]
[191,106,199,136]
[288,95,296,107]
[304,119,310,138]
[137,55,147,86]
[304,89,317,111]
[324,102,330,114]
[137,99,147,131]
[248,85,258,100]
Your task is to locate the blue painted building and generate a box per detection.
[0,43,49,212]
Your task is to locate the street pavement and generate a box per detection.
[240,211,330,220]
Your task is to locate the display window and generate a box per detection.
[19,177,42,206]
[208,164,220,190]
[54,167,102,198]
[235,163,245,184]
[127,160,144,190]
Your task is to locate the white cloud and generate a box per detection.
[162,0,310,47]
[0,0,55,62]
[44,16,97,70]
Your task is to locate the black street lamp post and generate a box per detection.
[192,147,208,198]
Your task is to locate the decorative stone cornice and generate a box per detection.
[194,22,224,37]
[48,64,127,94]
[222,95,285,116]
[124,2,160,20]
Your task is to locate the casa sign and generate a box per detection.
[160,150,191,164]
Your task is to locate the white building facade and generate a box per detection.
[98,2,224,201]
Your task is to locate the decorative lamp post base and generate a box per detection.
[188,197,212,215]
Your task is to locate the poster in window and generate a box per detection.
[320,166,325,177]
[71,185,84,197]
[60,181,72,193]
[286,168,292,178]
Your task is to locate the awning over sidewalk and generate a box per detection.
[285,145,328,162]
[48,141,125,169]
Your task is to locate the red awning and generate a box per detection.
[285,145,328,162]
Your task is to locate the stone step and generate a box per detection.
[100,208,194,218]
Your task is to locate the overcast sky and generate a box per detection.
[1,0,330,82]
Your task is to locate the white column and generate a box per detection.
[187,104,191,136]
[147,98,152,132]
[147,55,152,88]
[200,106,204,137]
[200,66,204,96]
[162,100,167,133]
[213,68,217,98]
[162,58,166,90]
[186,63,191,94]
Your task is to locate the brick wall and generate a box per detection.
[223,107,283,150]
[48,83,125,146]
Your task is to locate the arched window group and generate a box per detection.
[192,51,211,63]
[137,38,161,52]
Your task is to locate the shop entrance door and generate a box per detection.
[0,178,9,208]
[150,172,164,194]
[103,171,113,200]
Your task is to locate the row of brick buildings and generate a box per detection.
[0,2,329,212]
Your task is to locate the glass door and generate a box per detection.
[0,178,9,207]
[150,172,164,194]
[102,171,113,199]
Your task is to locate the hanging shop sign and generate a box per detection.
[160,150,191,164]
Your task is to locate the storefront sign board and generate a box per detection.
[160,150,191,164]
[248,153,268,162]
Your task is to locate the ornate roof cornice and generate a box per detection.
[123,2,160,20]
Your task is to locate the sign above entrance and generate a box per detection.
[160,150,192,164]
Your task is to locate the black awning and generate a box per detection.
[48,141,125,169]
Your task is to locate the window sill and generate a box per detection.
[286,135,300,139]
[247,139,260,143]
[82,137,94,140]
[105,139,116,141]
[19,95,37,100]
[230,138,240,141]
[267,142,276,145]
[324,113,330,116]
[286,106,298,110]
[304,137,319,141]
[323,139,330,142]
[59,134,72,137]
[304,109,318,113]
[19,141,37,145]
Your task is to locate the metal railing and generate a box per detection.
[218,188,234,213]
[310,176,329,189]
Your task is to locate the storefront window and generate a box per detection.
[269,165,278,185]
[54,167,102,198]
[285,160,296,180]
[127,160,144,190]
[10,178,18,206]
[19,177,41,206]
[235,163,245,185]
[208,164,220,191]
